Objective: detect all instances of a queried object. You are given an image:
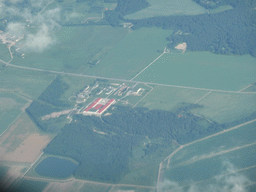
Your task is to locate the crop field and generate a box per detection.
[124,0,207,20]
[135,85,208,111]
[0,113,53,164]
[0,91,28,135]
[160,120,256,191]
[134,52,256,91]
[10,25,128,73]
[0,67,56,100]
[88,27,173,79]
[192,92,256,124]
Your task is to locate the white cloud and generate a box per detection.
[24,24,54,52]
[157,161,251,192]
[1,0,61,52]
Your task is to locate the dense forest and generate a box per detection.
[104,0,256,57]
[128,8,256,56]
[26,76,70,132]
[43,105,224,182]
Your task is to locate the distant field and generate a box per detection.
[134,52,256,91]
[0,92,28,135]
[88,27,172,79]
[0,44,11,62]
[10,25,128,73]
[0,113,53,164]
[0,67,56,99]
[124,0,207,19]
[135,85,208,111]
[192,92,256,124]
[161,120,256,191]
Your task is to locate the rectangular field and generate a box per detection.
[192,92,256,124]
[124,0,207,19]
[88,27,173,79]
[0,67,56,100]
[133,85,209,111]
[134,52,256,91]
[0,91,28,135]
[10,25,128,73]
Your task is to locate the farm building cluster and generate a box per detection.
[83,98,115,116]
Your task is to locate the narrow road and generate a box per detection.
[1,59,256,94]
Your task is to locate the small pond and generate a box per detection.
[35,157,78,178]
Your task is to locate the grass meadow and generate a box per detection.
[134,52,256,91]
[10,25,128,73]
[124,0,207,19]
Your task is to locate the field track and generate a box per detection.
[1,59,255,95]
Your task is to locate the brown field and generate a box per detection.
[0,113,53,163]
[43,180,84,192]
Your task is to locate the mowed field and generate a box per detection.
[124,0,207,19]
[160,120,256,192]
[10,25,128,73]
[135,85,209,110]
[0,91,28,135]
[192,92,256,124]
[134,52,256,91]
[0,67,56,100]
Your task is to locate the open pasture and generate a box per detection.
[192,92,256,124]
[88,27,172,79]
[134,52,256,91]
[161,120,256,190]
[134,85,208,111]
[0,67,56,100]
[0,91,28,135]
[0,113,53,164]
[124,0,207,20]
[11,25,128,73]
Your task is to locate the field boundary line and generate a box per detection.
[194,90,212,104]
[238,84,252,92]
[23,152,44,177]
[175,142,256,167]
[171,164,256,191]
[130,47,168,81]
[183,118,256,148]
[1,59,256,94]
[157,118,256,192]
[133,84,153,108]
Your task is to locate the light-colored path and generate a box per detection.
[156,118,256,191]
[1,59,256,94]
[130,47,168,81]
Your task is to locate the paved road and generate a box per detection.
[1,59,256,94]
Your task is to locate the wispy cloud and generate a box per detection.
[0,0,60,53]
[157,160,251,192]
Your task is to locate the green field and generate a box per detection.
[88,27,173,79]
[0,92,28,135]
[134,52,256,91]
[124,0,207,19]
[192,92,256,124]
[0,67,56,100]
[10,25,128,73]
[135,85,208,111]
[161,120,256,191]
